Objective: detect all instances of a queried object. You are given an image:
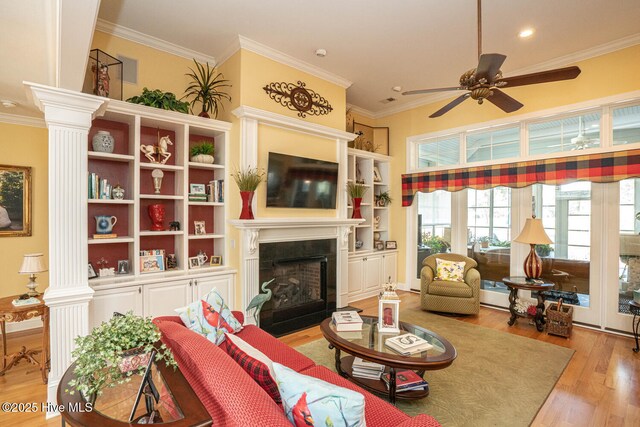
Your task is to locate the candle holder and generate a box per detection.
[151,169,164,194]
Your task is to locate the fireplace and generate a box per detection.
[259,239,337,336]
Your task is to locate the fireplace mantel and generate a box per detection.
[229,218,364,229]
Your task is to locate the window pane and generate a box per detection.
[613,105,640,147]
[529,112,601,155]
[417,136,459,167]
[466,127,520,163]
[620,179,640,315]
[417,191,451,278]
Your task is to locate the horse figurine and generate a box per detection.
[140,135,173,164]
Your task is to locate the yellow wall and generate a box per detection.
[374,44,640,285]
[0,123,49,298]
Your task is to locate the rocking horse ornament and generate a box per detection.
[140,135,173,164]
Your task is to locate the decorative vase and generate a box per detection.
[352,197,363,219]
[148,204,166,231]
[239,191,254,220]
[95,215,117,234]
[92,130,115,153]
[190,154,215,164]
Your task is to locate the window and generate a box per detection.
[417,136,459,168]
[529,112,601,155]
[619,179,640,314]
[613,104,640,147]
[466,126,520,163]
[416,191,451,278]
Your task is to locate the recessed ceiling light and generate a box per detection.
[392,86,402,92]
[519,28,535,38]
[1,99,17,108]
[315,48,327,57]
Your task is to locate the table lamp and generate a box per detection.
[513,217,553,280]
[18,253,47,296]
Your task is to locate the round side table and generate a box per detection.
[629,300,640,353]
[502,277,554,332]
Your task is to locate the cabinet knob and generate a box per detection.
[189,280,193,287]
[195,280,198,287]
[138,287,141,294]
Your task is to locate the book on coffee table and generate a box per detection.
[352,357,385,380]
[332,311,363,331]
[382,370,428,392]
[385,333,433,355]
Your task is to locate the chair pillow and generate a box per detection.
[435,258,466,282]
[175,288,243,345]
[272,362,366,427]
[225,333,281,403]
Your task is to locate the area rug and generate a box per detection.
[295,309,574,427]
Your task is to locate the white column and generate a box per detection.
[25,83,107,414]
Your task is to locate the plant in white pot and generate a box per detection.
[190,141,215,164]
[66,312,176,402]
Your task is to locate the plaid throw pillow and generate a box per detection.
[435,258,466,282]
[225,333,281,403]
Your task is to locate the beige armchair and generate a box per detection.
[421,253,480,315]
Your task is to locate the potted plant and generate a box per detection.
[66,312,176,401]
[347,182,368,219]
[375,191,392,207]
[231,166,265,220]
[190,141,215,164]
[536,244,554,257]
[126,87,190,113]
[422,233,450,254]
[477,236,491,248]
[183,59,232,118]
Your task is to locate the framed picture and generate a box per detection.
[373,166,382,182]
[385,240,397,250]
[0,165,32,237]
[190,183,206,194]
[188,256,200,269]
[375,241,384,251]
[117,259,129,275]
[210,256,222,266]
[88,262,98,279]
[140,254,165,273]
[194,220,206,235]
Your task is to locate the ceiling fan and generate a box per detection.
[403,0,581,118]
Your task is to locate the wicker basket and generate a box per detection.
[547,299,573,338]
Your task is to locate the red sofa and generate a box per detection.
[154,312,440,427]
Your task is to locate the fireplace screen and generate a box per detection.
[271,256,326,311]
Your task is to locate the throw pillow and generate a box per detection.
[435,258,466,282]
[175,288,243,345]
[225,333,281,403]
[272,363,366,427]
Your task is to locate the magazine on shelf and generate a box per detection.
[331,311,363,331]
[382,370,428,391]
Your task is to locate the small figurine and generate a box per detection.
[169,221,180,231]
[140,135,173,164]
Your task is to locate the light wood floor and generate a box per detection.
[1,291,638,426]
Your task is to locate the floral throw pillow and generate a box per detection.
[175,288,243,345]
[435,258,466,282]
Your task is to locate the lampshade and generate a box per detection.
[514,218,553,245]
[18,253,48,274]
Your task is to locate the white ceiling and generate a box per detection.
[1,1,639,121]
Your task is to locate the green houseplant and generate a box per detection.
[183,59,232,118]
[126,87,190,113]
[375,191,392,207]
[190,141,215,164]
[231,167,265,220]
[422,233,450,254]
[66,312,176,400]
[347,182,368,219]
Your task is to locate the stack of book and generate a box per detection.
[385,333,433,355]
[88,172,113,199]
[382,370,429,392]
[188,192,207,202]
[208,180,224,202]
[351,357,385,380]
[331,311,363,332]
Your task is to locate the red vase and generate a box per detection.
[240,191,255,220]
[148,204,166,231]
[352,197,363,219]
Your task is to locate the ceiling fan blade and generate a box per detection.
[429,93,471,118]
[497,66,581,88]
[402,87,464,95]
[475,53,507,83]
[487,89,524,113]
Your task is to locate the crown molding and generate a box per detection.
[370,34,640,120]
[0,112,46,128]
[346,104,375,119]
[215,37,241,67]
[95,19,216,65]
[237,35,352,89]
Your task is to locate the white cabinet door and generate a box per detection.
[194,274,235,308]
[143,279,192,318]
[91,285,143,329]
[363,255,383,291]
[348,257,364,294]
[382,252,397,284]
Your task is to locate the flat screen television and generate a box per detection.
[266,152,339,209]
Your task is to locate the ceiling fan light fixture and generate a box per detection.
[519,28,535,38]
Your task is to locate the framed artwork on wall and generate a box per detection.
[0,165,32,237]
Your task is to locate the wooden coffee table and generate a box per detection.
[320,315,456,404]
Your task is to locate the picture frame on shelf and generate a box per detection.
[117,259,129,275]
[188,256,200,269]
[190,183,206,194]
[385,240,397,250]
[375,241,384,251]
[194,220,206,235]
[373,166,382,182]
[140,254,165,273]
[0,165,32,237]
[88,263,98,279]
[210,256,222,266]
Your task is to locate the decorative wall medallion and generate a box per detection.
[263,81,333,118]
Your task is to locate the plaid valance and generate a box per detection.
[402,149,640,206]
